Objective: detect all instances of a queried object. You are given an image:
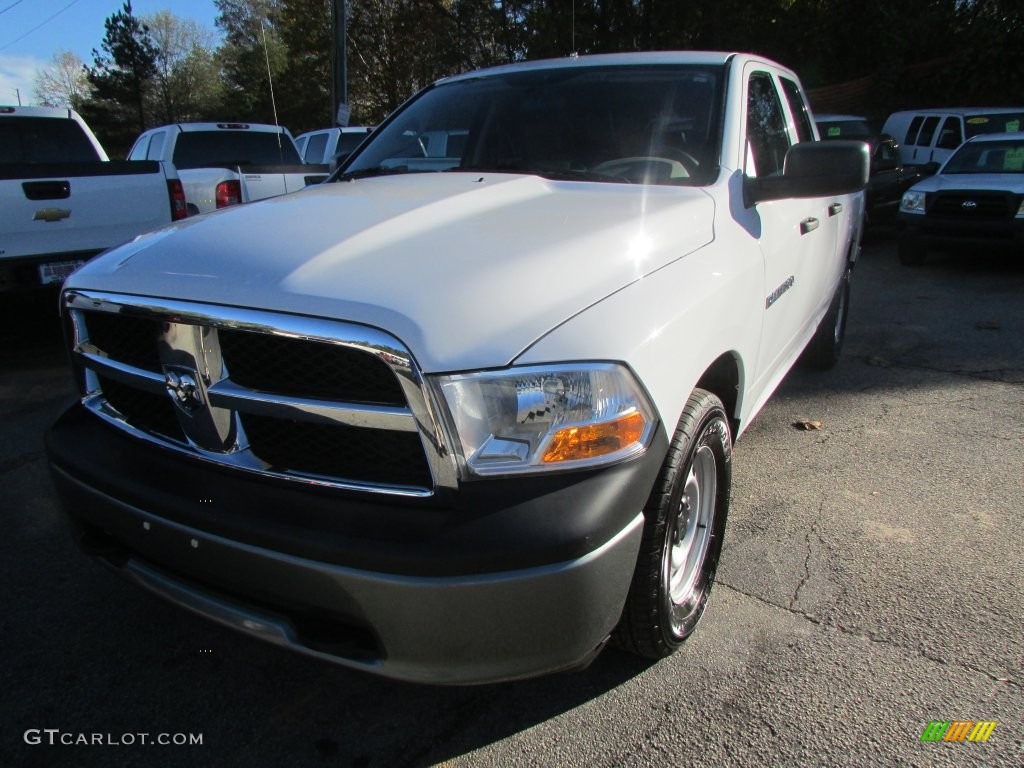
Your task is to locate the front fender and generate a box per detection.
[515,237,762,438]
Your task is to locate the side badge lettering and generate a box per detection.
[766,276,795,309]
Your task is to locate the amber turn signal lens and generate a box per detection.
[542,411,646,463]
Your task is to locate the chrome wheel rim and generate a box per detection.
[668,444,716,621]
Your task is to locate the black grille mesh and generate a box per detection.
[241,414,431,488]
[84,312,163,372]
[219,330,407,406]
[98,375,183,441]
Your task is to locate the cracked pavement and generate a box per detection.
[2,238,1022,768]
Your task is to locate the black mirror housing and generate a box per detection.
[745,140,870,206]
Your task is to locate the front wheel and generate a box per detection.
[613,389,731,659]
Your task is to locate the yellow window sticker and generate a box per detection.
[967,117,990,125]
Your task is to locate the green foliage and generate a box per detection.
[68,0,1024,151]
[84,1,160,153]
[214,0,288,124]
[277,0,332,133]
[145,11,224,123]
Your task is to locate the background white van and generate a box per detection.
[882,107,1024,165]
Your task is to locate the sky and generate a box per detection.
[0,0,222,107]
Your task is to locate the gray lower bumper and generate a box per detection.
[57,465,644,684]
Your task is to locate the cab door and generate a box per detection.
[744,67,829,395]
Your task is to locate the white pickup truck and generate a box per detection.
[295,126,374,170]
[47,52,868,684]
[0,106,187,293]
[128,122,329,215]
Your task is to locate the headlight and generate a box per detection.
[434,363,656,476]
[900,190,926,214]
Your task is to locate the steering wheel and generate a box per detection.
[591,156,693,184]
[655,146,702,171]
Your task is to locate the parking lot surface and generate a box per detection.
[2,237,1021,767]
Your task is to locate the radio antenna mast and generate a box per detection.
[571,0,577,57]
[260,17,283,161]
[261,18,280,129]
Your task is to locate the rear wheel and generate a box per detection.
[614,389,731,658]
[803,269,851,370]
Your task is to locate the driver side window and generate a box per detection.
[746,72,790,178]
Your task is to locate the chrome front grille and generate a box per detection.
[65,290,456,496]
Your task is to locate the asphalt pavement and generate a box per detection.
[1,235,1021,768]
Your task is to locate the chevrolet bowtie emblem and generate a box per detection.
[33,207,71,222]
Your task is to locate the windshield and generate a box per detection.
[341,65,724,186]
[943,139,1024,174]
[964,113,1024,138]
[173,131,301,169]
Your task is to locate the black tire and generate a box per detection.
[803,269,850,371]
[898,238,927,266]
[613,389,731,659]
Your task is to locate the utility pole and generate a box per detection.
[331,0,348,126]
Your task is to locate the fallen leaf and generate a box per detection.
[793,419,823,431]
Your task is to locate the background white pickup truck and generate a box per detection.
[128,122,329,215]
[295,126,373,170]
[0,106,187,293]
[47,52,868,684]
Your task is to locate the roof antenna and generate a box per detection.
[570,0,578,58]
[260,17,283,161]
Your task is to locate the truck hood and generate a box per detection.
[916,172,1024,194]
[70,173,714,372]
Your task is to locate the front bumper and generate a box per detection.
[47,403,665,684]
[898,211,1024,250]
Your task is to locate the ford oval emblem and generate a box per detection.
[962,200,978,210]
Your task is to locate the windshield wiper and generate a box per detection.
[336,166,412,181]
[456,166,633,183]
[532,168,634,184]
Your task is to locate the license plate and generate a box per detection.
[38,259,85,286]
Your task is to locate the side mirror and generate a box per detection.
[919,161,940,176]
[745,140,870,206]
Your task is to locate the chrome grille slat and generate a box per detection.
[78,350,167,395]
[64,290,457,496]
[207,380,419,432]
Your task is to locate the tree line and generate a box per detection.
[33,0,1024,158]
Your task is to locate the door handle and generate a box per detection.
[800,217,819,234]
[829,203,843,216]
